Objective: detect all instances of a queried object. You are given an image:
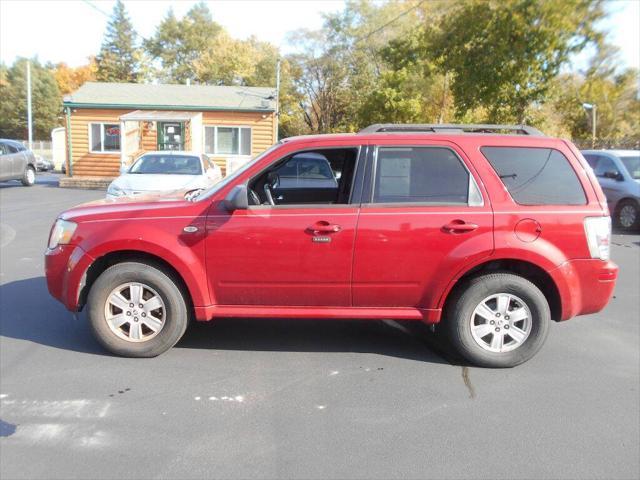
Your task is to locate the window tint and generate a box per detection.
[130,154,202,175]
[5,143,19,154]
[593,157,619,177]
[373,147,469,204]
[481,147,586,205]
[583,154,600,169]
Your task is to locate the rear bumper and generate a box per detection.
[45,244,94,311]
[550,259,618,320]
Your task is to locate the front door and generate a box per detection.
[205,146,363,306]
[158,122,184,150]
[352,141,493,310]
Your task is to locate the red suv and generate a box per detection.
[45,124,618,367]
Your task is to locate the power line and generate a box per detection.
[81,0,110,18]
[353,0,427,45]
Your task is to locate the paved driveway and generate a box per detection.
[1,175,638,479]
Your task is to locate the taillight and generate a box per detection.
[583,216,611,260]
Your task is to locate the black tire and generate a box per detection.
[445,273,550,368]
[21,166,35,186]
[87,262,189,357]
[615,199,640,232]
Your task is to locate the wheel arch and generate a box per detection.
[79,250,196,318]
[439,258,562,322]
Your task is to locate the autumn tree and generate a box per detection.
[52,58,97,95]
[0,58,61,139]
[96,0,140,82]
[429,0,606,123]
[145,3,222,83]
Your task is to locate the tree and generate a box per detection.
[0,58,61,139]
[428,0,606,123]
[96,0,140,82]
[145,3,222,83]
[52,58,97,95]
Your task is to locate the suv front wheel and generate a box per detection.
[446,273,550,368]
[87,262,189,357]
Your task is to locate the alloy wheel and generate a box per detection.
[470,293,532,353]
[104,282,166,342]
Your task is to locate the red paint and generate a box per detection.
[45,132,618,324]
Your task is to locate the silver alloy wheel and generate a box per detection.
[470,293,532,353]
[104,282,166,342]
[619,204,637,228]
[26,168,35,184]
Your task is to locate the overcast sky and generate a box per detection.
[1,0,638,72]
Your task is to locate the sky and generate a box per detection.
[0,0,639,72]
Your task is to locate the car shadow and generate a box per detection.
[0,276,453,365]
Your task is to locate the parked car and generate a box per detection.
[106,151,222,199]
[582,150,640,231]
[35,155,54,172]
[46,124,618,367]
[0,139,37,186]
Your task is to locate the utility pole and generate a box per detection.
[275,59,281,141]
[26,61,33,149]
[582,102,597,148]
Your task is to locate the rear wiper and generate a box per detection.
[184,188,204,202]
[499,173,518,179]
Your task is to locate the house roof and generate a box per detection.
[63,82,276,112]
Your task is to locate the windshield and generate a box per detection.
[620,155,640,180]
[129,154,202,175]
[196,144,280,200]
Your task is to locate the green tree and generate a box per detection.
[96,0,140,82]
[145,3,222,83]
[429,0,606,123]
[0,58,61,139]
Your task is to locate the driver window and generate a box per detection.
[594,157,618,177]
[248,148,358,206]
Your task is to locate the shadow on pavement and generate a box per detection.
[0,276,452,365]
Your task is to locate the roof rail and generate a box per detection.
[358,123,544,136]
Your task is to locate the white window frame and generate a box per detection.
[203,125,252,157]
[88,122,121,154]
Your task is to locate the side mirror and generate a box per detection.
[603,170,623,181]
[223,184,248,211]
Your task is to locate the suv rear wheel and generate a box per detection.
[87,262,189,357]
[446,273,550,368]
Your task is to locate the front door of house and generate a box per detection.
[158,122,184,151]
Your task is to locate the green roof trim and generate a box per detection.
[63,102,275,113]
[63,82,276,112]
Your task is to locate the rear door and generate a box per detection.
[352,140,493,311]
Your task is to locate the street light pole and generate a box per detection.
[26,61,33,150]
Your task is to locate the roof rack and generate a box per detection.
[358,123,544,136]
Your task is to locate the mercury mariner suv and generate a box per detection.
[45,124,618,367]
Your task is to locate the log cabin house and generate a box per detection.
[61,82,277,183]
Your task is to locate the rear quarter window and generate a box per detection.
[481,147,586,205]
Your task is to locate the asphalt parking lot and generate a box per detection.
[1,173,639,480]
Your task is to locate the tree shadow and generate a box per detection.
[0,276,452,365]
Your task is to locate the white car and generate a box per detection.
[107,151,222,199]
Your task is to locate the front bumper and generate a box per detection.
[45,244,94,311]
[550,259,618,320]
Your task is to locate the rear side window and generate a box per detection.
[481,147,586,205]
[373,147,470,204]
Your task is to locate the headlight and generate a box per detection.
[107,183,125,197]
[48,219,77,249]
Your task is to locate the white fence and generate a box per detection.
[20,140,53,158]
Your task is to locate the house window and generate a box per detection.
[204,126,251,156]
[90,123,121,153]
